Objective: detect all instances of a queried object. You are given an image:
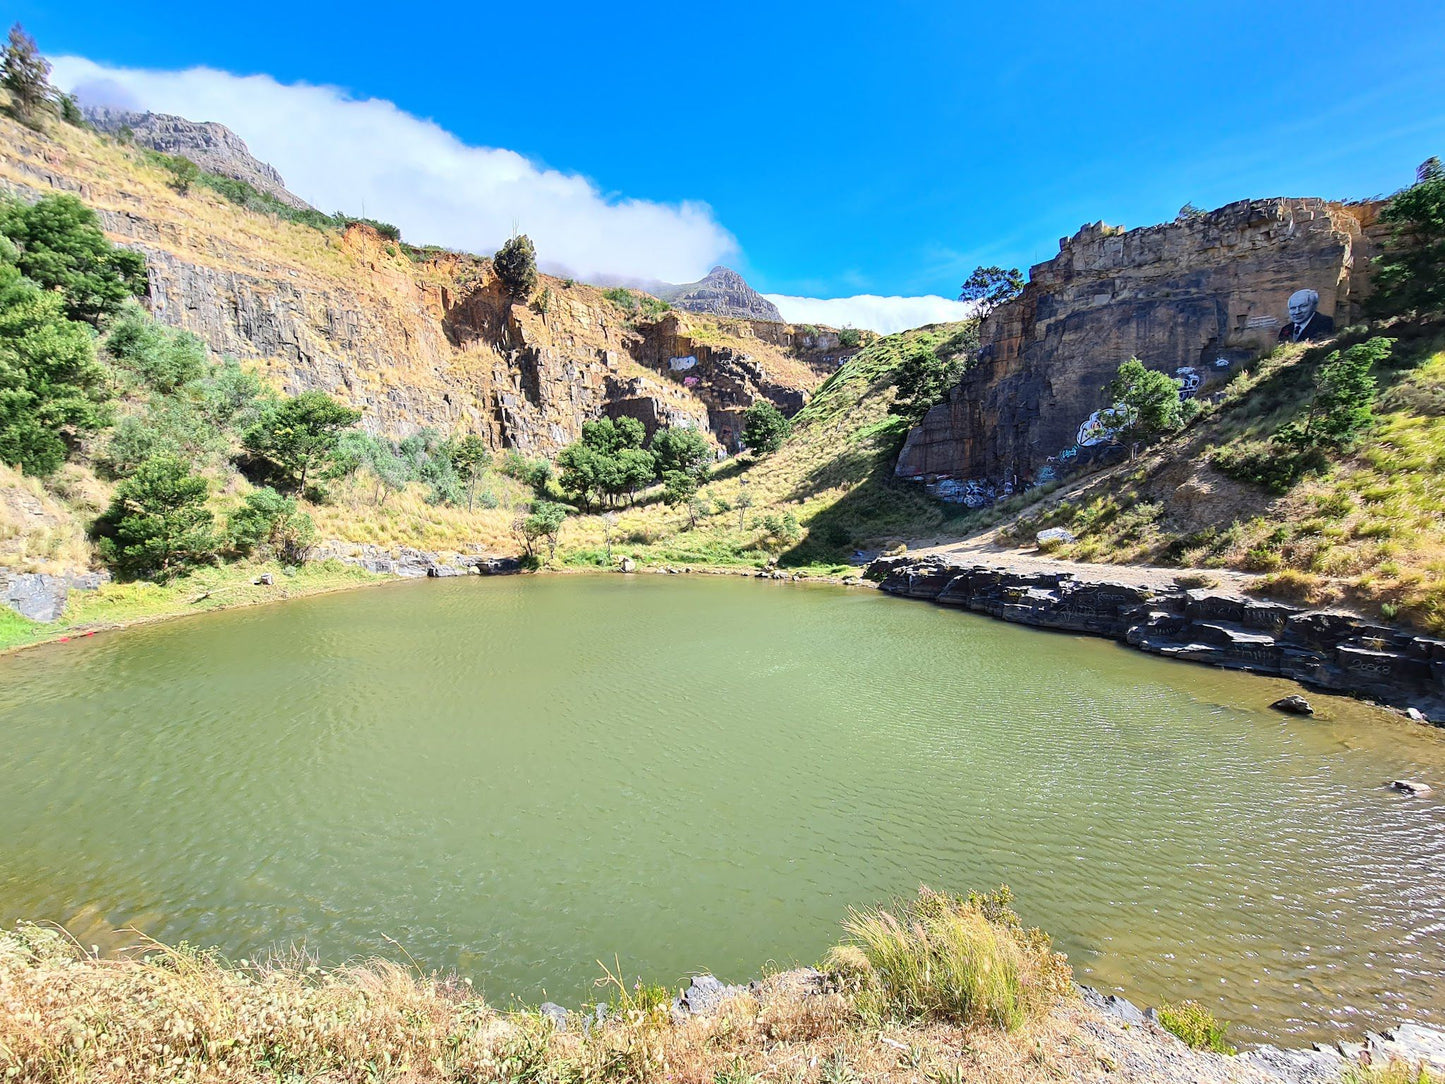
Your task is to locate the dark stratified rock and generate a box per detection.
[1271,694,1314,716]
[82,106,313,210]
[867,554,1445,717]
[655,267,783,322]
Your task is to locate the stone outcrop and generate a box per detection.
[869,554,1445,718]
[81,107,313,210]
[310,542,520,578]
[2,570,109,622]
[656,266,783,322]
[897,199,1385,488]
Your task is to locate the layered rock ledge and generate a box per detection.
[868,554,1445,720]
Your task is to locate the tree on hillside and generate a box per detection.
[958,265,1024,313]
[242,391,361,494]
[0,193,148,324]
[0,24,51,126]
[518,499,566,563]
[557,416,655,508]
[650,425,712,481]
[0,261,111,475]
[741,400,790,455]
[889,342,964,424]
[1105,358,1183,457]
[449,433,491,512]
[493,234,538,299]
[1370,168,1445,318]
[165,156,201,195]
[95,455,218,580]
[1277,337,1389,452]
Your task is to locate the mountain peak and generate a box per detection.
[658,266,782,323]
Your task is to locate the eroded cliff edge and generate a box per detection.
[897,199,1387,491]
[0,114,835,454]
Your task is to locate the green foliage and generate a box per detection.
[601,287,670,318]
[519,499,567,562]
[1176,202,1206,220]
[493,234,538,299]
[227,487,314,563]
[1157,1000,1235,1055]
[958,265,1024,311]
[164,155,201,194]
[755,511,802,550]
[449,433,492,511]
[889,342,963,424]
[0,261,109,475]
[1215,338,1390,492]
[241,391,361,493]
[1278,337,1388,450]
[1370,173,1445,318]
[95,455,218,579]
[1,23,50,126]
[1107,357,1183,454]
[0,193,148,324]
[742,400,791,454]
[557,416,657,508]
[650,424,712,480]
[824,886,1068,1031]
[837,328,862,349]
[56,91,84,127]
[498,449,553,495]
[102,300,207,392]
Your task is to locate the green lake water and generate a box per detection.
[1,574,1443,1043]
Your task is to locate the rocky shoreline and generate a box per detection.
[867,553,1445,723]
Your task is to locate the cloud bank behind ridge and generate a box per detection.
[53,57,973,333]
[52,57,738,285]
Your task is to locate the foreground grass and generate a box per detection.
[0,560,384,654]
[0,890,1087,1084]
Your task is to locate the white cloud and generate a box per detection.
[765,293,977,335]
[51,57,738,284]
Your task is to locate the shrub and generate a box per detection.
[102,300,208,392]
[228,487,315,564]
[1157,999,1235,1055]
[957,265,1024,312]
[95,455,218,579]
[493,234,538,299]
[742,400,791,454]
[518,499,566,562]
[889,342,963,424]
[824,886,1070,1031]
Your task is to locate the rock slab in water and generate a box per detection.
[1389,779,1433,797]
[1271,694,1314,716]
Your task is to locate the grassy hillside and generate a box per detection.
[988,319,1445,627]
[546,323,979,572]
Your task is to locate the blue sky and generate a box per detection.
[18,0,1445,328]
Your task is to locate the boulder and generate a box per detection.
[3,573,69,622]
[1271,694,1314,716]
[1035,527,1076,549]
[254,572,275,586]
[539,1002,568,1030]
[1406,707,1431,724]
[1388,779,1433,797]
[678,974,748,1016]
[619,557,636,573]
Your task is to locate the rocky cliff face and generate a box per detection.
[897,198,1385,490]
[0,116,835,455]
[657,266,783,322]
[81,107,312,210]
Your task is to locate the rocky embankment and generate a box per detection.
[309,542,520,578]
[868,554,1445,720]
